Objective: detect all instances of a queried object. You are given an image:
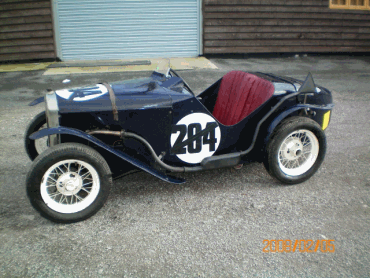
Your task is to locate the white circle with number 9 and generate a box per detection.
[170,113,221,164]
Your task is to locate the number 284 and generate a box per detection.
[171,122,218,155]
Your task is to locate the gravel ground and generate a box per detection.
[0,55,369,277]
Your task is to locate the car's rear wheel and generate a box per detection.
[25,111,48,160]
[264,117,326,184]
[26,143,112,223]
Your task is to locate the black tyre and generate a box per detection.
[25,111,48,160]
[264,117,326,184]
[26,143,112,223]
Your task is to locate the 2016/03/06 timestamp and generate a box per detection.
[263,239,335,253]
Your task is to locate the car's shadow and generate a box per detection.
[110,162,280,200]
[3,161,280,230]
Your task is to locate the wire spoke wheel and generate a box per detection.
[26,143,112,223]
[41,159,100,214]
[264,117,326,184]
[278,130,319,176]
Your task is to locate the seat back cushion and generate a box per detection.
[212,71,275,126]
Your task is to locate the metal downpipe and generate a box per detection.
[88,130,203,173]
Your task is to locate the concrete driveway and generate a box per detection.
[0,55,369,277]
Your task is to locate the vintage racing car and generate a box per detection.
[25,69,333,223]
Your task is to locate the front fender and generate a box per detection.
[28,96,44,106]
[29,127,185,184]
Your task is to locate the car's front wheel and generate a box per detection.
[264,117,326,184]
[26,143,112,223]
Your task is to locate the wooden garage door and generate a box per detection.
[0,0,56,62]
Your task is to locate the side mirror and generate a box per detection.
[298,72,316,94]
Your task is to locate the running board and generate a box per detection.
[201,153,241,170]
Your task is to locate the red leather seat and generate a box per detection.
[212,71,275,126]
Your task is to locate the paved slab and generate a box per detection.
[0,57,218,74]
[0,54,369,277]
[0,62,53,73]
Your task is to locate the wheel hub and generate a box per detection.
[277,129,320,177]
[56,172,82,196]
[283,139,303,160]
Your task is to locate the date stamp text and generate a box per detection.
[263,239,335,253]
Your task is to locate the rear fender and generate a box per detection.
[265,104,333,145]
[29,127,185,184]
[264,105,311,148]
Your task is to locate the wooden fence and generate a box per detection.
[203,0,370,54]
[0,0,56,62]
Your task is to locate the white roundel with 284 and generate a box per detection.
[170,113,221,164]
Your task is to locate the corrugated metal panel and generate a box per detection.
[55,0,200,61]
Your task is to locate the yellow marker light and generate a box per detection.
[322,111,331,130]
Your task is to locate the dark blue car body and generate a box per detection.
[29,70,333,184]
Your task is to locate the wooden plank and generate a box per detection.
[1,0,47,3]
[204,0,327,6]
[204,32,370,40]
[204,19,370,27]
[0,0,45,2]
[0,23,52,33]
[204,12,370,21]
[359,27,370,33]
[0,15,51,26]
[202,0,206,56]
[0,51,55,61]
[0,1,55,62]
[0,44,54,54]
[204,5,370,14]
[0,1,50,11]
[204,26,370,33]
[0,37,54,47]
[202,2,370,55]
[205,39,370,47]
[0,30,53,40]
[0,8,50,18]
[204,46,370,53]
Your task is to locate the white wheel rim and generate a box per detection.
[278,129,319,176]
[40,159,100,214]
